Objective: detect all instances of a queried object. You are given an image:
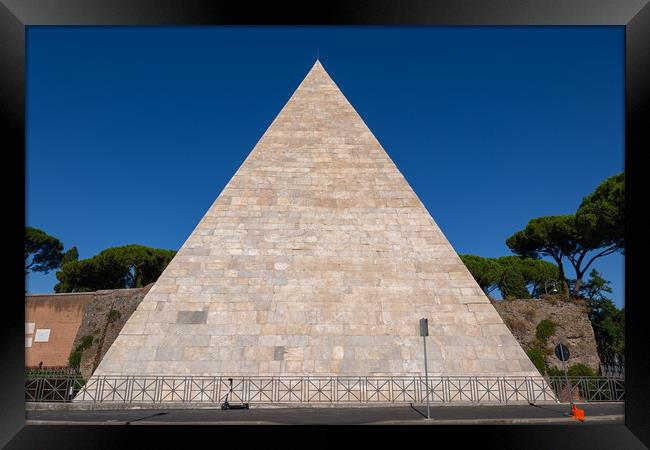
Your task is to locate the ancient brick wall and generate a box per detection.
[25,293,94,367]
[492,297,600,371]
[69,284,152,380]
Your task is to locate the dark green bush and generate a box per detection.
[567,363,596,377]
[535,319,557,342]
[527,348,548,375]
[107,309,121,323]
[68,351,81,369]
[79,335,94,348]
[68,335,94,369]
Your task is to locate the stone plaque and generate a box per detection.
[34,329,50,342]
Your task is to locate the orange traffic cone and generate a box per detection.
[571,404,585,422]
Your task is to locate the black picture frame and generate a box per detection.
[2,1,648,448]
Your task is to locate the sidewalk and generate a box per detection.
[25,402,624,425]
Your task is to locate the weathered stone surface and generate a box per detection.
[176,311,208,324]
[89,61,541,380]
[70,284,153,380]
[492,297,601,371]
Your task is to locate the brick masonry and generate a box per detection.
[25,292,94,367]
[89,61,542,380]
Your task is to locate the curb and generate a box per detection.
[26,420,281,426]
[366,415,625,425]
[25,415,623,426]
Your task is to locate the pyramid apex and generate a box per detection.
[310,59,325,70]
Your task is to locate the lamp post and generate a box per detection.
[545,279,559,295]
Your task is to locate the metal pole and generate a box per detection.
[561,347,573,411]
[423,335,430,419]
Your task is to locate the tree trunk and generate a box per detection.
[555,259,569,296]
[573,277,583,298]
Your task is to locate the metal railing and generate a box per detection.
[548,377,625,402]
[600,363,625,379]
[26,367,82,379]
[25,375,624,404]
[25,377,85,403]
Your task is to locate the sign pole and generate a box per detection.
[560,346,573,411]
[420,318,430,420]
[423,335,430,419]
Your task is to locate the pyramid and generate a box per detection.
[89,61,542,383]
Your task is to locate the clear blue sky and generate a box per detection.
[26,26,624,307]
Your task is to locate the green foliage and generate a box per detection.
[461,254,559,299]
[506,173,624,298]
[516,259,560,297]
[25,227,65,275]
[54,244,176,293]
[535,319,557,343]
[79,335,94,348]
[579,270,624,361]
[459,254,503,295]
[506,215,576,294]
[536,360,597,378]
[506,215,578,261]
[61,246,79,265]
[575,173,624,251]
[68,335,94,369]
[567,363,597,377]
[497,256,559,298]
[577,268,613,301]
[107,309,122,323]
[527,348,548,375]
[498,267,530,299]
[68,351,81,369]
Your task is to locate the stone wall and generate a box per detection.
[25,293,94,367]
[492,297,600,372]
[70,284,152,380]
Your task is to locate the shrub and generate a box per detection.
[107,309,121,323]
[535,319,557,342]
[527,348,548,375]
[79,335,94,348]
[68,351,81,369]
[68,335,94,369]
[567,363,596,377]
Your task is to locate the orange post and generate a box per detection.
[571,404,585,422]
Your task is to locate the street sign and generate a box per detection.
[555,344,570,362]
[419,318,429,337]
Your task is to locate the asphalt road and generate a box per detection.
[26,403,624,425]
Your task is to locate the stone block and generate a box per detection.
[176,311,208,324]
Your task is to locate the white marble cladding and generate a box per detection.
[90,61,542,381]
